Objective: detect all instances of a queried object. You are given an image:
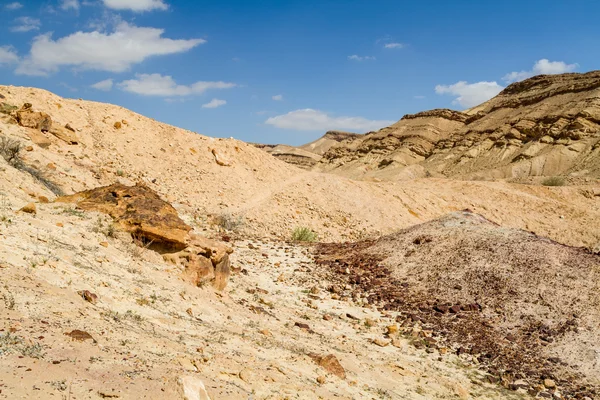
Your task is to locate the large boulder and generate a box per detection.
[57,183,233,290]
[57,183,192,251]
[50,124,79,145]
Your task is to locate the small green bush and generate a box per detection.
[291,226,317,242]
[541,176,566,187]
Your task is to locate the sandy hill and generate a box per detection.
[270,71,600,182]
[0,84,599,399]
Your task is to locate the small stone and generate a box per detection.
[239,369,251,383]
[259,329,272,336]
[46,163,56,170]
[309,353,346,379]
[99,241,109,247]
[56,222,64,227]
[317,375,326,384]
[372,338,390,347]
[77,290,98,305]
[19,203,36,214]
[114,121,122,129]
[38,196,49,203]
[186,308,193,317]
[543,379,556,389]
[449,305,461,313]
[25,146,34,152]
[178,376,211,400]
[386,325,398,335]
[391,338,402,348]
[323,314,333,321]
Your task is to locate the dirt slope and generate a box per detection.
[315,211,600,398]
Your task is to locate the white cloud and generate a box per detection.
[384,43,404,49]
[348,55,375,61]
[60,0,80,10]
[103,0,168,12]
[5,2,23,10]
[0,46,20,65]
[11,17,41,33]
[435,81,504,108]
[119,73,236,96]
[15,22,204,76]
[272,94,283,101]
[202,98,226,109]
[503,59,578,83]
[265,109,394,132]
[91,78,114,91]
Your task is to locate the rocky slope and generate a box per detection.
[315,211,600,398]
[290,71,600,181]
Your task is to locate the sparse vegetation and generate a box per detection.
[214,213,243,231]
[0,136,63,195]
[542,176,566,186]
[291,226,317,242]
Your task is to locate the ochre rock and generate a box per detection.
[16,105,52,132]
[57,183,191,251]
[50,124,79,145]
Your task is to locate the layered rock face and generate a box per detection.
[306,72,600,180]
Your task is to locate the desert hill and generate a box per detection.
[0,84,599,399]
[315,210,600,398]
[272,71,600,182]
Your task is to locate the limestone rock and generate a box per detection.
[178,376,211,400]
[27,130,52,148]
[50,124,79,144]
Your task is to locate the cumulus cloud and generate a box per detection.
[202,98,226,109]
[5,2,23,10]
[60,0,80,10]
[348,55,375,61]
[119,73,236,96]
[435,81,504,108]
[0,46,20,65]
[91,78,114,91]
[503,59,578,83]
[11,17,41,33]
[265,109,394,132]
[384,43,404,49]
[272,94,283,101]
[15,22,204,76]
[103,0,168,12]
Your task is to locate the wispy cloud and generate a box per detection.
[348,55,375,61]
[16,22,204,75]
[0,46,19,65]
[265,109,393,132]
[102,0,168,12]
[5,2,23,10]
[11,17,41,33]
[503,59,578,83]
[272,94,283,101]
[60,0,80,10]
[119,73,236,96]
[384,43,404,49]
[202,98,226,109]
[91,78,114,91]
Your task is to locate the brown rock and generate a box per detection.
[46,163,56,170]
[391,338,402,348]
[25,146,33,152]
[211,148,232,166]
[16,106,52,131]
[27,130,52,148]
[309,354,346,380]
[386,325,398,335]
[38,196,49,203]
[316,375,326,384]
[56,222,64,227]
[64,330,95,342]
[50,124,79,144]
[64,123,75,132]
[114,121,122,129]
[77,290,98,305]
[99,241,108,247]
[19,203,36,214]
[449,305,462,314]
[544,379,556,389]
[57,183,191,251]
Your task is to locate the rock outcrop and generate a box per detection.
[266,71,600,181]
[57,183,233,290]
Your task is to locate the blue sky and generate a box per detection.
[0,0,596,145]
